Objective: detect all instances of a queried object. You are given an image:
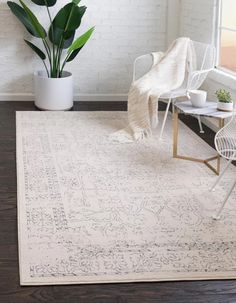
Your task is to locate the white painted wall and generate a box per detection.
[0,0,167,101]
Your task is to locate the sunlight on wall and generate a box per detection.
[220,0,236,72]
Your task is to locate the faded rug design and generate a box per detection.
[16,111,236,285]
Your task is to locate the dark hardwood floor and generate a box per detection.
[0,101,236,303]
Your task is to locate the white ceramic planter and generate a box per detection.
[189,90,207,108]
[34,71,73,111]
[217,101,233,112]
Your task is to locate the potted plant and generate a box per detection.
[215,89,234,112]
[7,0,94,110]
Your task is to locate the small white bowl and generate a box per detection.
[189,90,207,108]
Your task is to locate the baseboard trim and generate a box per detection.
[0,94,34,101]
[0,94,128,102]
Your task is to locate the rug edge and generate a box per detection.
[20,273,236,286]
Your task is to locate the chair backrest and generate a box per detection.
[192,41,216,71]
[215,104,236,161]
[133,40,216,87]
[187,41,216,90]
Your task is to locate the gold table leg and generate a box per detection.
[173,108,222,176]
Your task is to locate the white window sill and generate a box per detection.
[208,68,236,90]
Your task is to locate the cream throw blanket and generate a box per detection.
[111,37,196,142]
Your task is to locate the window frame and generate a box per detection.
[215,0,236,76]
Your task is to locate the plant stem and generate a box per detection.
[42,39,52,74]
[42,60,49,77]
[60,53,70,75]
[55,38,63,77]
[44,2,56,77]
[56,39,65,77]
[57,6,75,76]
[57,48,63,77]
[54,4,75,77]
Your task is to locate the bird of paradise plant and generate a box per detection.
[7,0,94,78]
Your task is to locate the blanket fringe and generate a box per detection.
[150,115,159,128]
[109,126,152,143]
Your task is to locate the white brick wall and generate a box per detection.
[2,0,234,103]
[180,0,236,131]
[0,0,167,100]
[180,0,236,102]
[180,0,216,98]
[180,0,215,44]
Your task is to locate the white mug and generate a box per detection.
[189,90,207,108]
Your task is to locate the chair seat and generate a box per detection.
[160,88,188,99]
[215,137,236,161]
[219,151,236,161]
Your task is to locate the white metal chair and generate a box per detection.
[133,41,216,138]
[211,106,236,219]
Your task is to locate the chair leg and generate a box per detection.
[210,160,232,191]
[159,98,172,139]
[197,116,204,134]
[172,98,176,120]
[213,178,236,220]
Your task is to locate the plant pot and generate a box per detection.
[189,90,207,108]
[34,71,73,111]
[217,101,233,112]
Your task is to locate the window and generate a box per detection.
[217,0,236,74]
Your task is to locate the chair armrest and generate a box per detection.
[190,68,214,77]
[187,68,214,90]
[134,54,152,65]
[133,53,152,82]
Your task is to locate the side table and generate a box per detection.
[173,101,233,175]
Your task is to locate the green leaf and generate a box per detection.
[49,27,75,49]
[30,0,57,7]
[7,1,40,37]
[19,0,46,38]
[24,39,46,60]
[53,3,86,32]
[72,0,81,5]
[68,27,94,54]
[62,30,75,48]
[66,47,82,62]
[49,3,86,49]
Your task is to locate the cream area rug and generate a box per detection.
[16,111,236,285]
